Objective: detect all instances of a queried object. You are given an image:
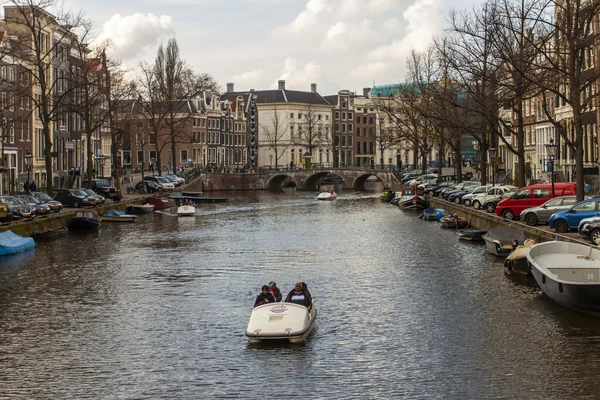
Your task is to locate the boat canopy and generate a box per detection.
[0,231,35,256]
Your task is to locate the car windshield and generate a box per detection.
[157,177,170,183]
[95,179,111,187]
[82,189,95,196]
[20,195,39,203]
[72,190,87,197]
[33,192,52,201]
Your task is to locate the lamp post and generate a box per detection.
[396,150,401,171]
[452,151,456,178]
[269,154,273,169]
[546,138,558,198]
[489,147,497,187]
[24,149,32,190]
[150,158,155,177]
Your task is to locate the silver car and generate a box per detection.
[520,195,579,226]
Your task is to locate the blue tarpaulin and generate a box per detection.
[0,231,35,256]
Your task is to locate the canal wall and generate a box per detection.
[428,197,591,246]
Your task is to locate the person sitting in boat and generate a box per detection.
[329,189,334,195]
[254,285,275,307]
[268,281,282,302]
[285,282,312,311]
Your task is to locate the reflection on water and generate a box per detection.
[1,190,600,398]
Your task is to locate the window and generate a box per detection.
[573,202,597,212]
[357,127,361,137]
[325,115,329,121]
[290,113,294,119]
[180,150,188,163]
[342,112,346,120]
[348,124,353,132]
[335,111,340,120]
[533,189,549,199]
[357,116,361,123]
[562,198,577,206]
[348,112,353,120]
[137,151,143,163]
[298,113,301,119]
[513,189,530,200]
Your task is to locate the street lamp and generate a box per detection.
[489,147,497,187]
[24,149,32,191]
[150,158,156,177]
[452,151,456,178]
[546,137,558,198]
[396,150,401,171]
[269,154,273,169]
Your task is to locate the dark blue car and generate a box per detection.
[549,198,600,233]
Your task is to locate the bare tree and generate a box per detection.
[294,103,323,159]
[262,106,290,169]
[6,0,83,193]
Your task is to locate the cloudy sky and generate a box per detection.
[61,0,479,95]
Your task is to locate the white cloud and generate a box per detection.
[271,58,323,91]
[96,13,175,60]
[231,69,265,89]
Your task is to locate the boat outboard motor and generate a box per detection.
[511,239,519,251]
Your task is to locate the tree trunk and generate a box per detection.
[43,124,53,193]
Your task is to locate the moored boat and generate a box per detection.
[126,204,154,214]
[100,210,137,223]
[420,208,448,221]
[527,241,600,317]
[147,197,176,210]
[458,228,488,241]
[398,186,427,211]
[0,230,35,256]
[504,239,536,275]
[317,191,336,201]
[482,228,526,257]
[69,211,101,230]
[245,302,317,343]
[171,191,227,204]
[380,191,395,202]
[440,214,469,229]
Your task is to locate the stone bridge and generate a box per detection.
[187,167,395,191]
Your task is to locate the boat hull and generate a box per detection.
[317,193,336,201]
[398,196,427,211]
[527,241,600,317]
[147,197,176,210]
[126,205,154,214]
[69,218,100,230]
[483,236,512,256]
[458,229,487,242]
[177,205,196,216]
[246,302,317,343]
[33,226,69,239]
[101,216,136,223]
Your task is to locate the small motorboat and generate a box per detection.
[504,239,536,275]
[317,191,337,201]
[398,186,427,211]
[69,210,101,230]
[177,204,196,217]
[170,191,227,204]
[440,214,469,229]
[147,197,176,210]
[420,208,448,221]
[33,226,69,239]
[126,204,155,215]
[380,191,395,202]
[526,241,600,317]
[458,228,488,242]
[245,302,317,343]
[100,210,137,223]
[0,230,35,256]
[482,228,526,256]
[284,179,297,188]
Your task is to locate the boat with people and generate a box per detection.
[398,186,427,211]
[246,299,317,343]
[482,228,527,257]
[504,239,536,275]
[0,230,35,256]
[380,190,395,202]
[126,204,155,215]
[69,210,101,230]
[177,203,196,217]
[458,228,487,242]
[100,210,137,223]
[147,197,176,210]
[526,241,600,317]
[317,190,337,201]
[420,208,447,221]
[32,226,69,239]
[439,214,469,229]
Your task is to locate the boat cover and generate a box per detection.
[485,228,527,245]
[102,210,125,217]
[0,231,35,256]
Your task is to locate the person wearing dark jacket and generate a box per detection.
[285,282,312,311]
[268,281,282,302]
[254,285,275,307]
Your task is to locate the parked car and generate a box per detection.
[30,191,63,212]
[519,195,580,226]
[424,181,454,197]
[483,190,518,213]
[143,176,175,190]
[80,189,105,206]
[0,202,12,223]
[579,218,600,243]
[135,180,162,193]
[440,181,480,199]
[53,188,96,208]
[461,185,493,207]
[405,174,438,187]
[549,198,600,233]
[495,182,577,220]
[165,174,185,186]
[471,185,517,210]
[0,195,34,219]
[83,179,121,202]
[162,174,181,187]
[16,194,51,216]
[447,185,482,204]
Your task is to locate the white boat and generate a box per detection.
[177,205,196,217]
[526,241,600,317]
[245,302,317,343]
[317,191,336,201]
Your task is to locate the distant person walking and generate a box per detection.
[29,181,37,191]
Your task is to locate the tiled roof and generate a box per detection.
[222,89,332,106]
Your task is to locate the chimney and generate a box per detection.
[363,87,371,98]
[226,82,234,93]
[311,83,317,93]
[278,80,286,90]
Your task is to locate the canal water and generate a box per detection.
[2,190,600,399]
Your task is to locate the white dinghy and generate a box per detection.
[177,204,196,217]
[317,191,336,201]
[526,241,600,317]
[245,302,317,343]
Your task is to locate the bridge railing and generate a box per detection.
[252,163,398,173]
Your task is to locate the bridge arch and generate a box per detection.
[304,171,346,190]
[266,174,295,189]
[351,173,385,190]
